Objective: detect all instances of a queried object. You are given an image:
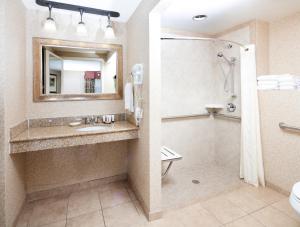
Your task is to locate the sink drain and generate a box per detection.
[192,180,200,184]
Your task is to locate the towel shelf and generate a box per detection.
[279,122,300,132]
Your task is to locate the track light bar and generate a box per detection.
[36,0,120,18]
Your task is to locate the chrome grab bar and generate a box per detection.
[279,122,300,132]
[214,113,241,121]
[161,113,210,121]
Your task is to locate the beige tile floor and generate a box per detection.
[16,180,300,227]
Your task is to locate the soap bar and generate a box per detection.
[69,122,82,127]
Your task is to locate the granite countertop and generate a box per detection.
[11,121,139,143]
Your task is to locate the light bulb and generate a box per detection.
[77,22,87,36]
[105,25,115,39]
[44,17,56,32]
[43,4,56,32]
[105,14,115,39]
[77,9,87,36]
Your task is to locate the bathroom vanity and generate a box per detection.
[10,120,138,153]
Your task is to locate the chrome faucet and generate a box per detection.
[84,116,96,125]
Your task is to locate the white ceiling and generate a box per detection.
[22,0,142,22]
[162,0,300,34]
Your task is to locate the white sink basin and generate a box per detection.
[77,126,107,132]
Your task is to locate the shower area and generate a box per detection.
[161,35,247,210]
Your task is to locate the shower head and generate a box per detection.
[217,52,235,65]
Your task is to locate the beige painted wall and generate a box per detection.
[3,0,27,226]
[258,13,300,192]
[269,13,300,75]
[0,1,6,226]
[25,10,127,119]
[259,91,300,192]
[251,21,269,76]
[127,0,162,219]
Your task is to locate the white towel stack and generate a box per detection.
[257,74,300,90]
[125,83,134,112]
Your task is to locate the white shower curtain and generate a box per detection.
[240,45,265,187]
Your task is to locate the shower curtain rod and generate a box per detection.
[161,37,249,51]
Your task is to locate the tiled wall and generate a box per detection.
[162,117,215,171]
[213,25,251,173]
[161,40,218,117]
[260,91,300,193]
[214,118,241,171]
[269,13,300,75]
[215,25,251,116]
[161,25,250,174]
[161,39,217,170]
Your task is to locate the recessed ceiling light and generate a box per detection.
[192,15,208,21]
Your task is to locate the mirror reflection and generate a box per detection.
[42,46,118,95]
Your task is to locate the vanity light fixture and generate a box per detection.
[43,4,56,32]
[77,9,87,36]
[36,0,120,36]
[105,14,115,39]
[192,15,208,21]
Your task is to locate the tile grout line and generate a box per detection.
[200,190,283,226]
[228,198,289,227]
[246,197,285,216]
[98,190,107,227]
[270,202,300,223]
[200,196,249,225]
[231,193,288,225]
[124,185,140,215]
[223,212,267,227]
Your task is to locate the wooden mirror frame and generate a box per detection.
[33,37,123,102]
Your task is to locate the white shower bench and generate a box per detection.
[161,146,182,178]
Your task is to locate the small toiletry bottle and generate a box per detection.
[111,115,115,123]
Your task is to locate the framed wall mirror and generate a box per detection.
[33,38,123,102]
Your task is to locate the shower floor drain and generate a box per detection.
[192,180,200,184]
